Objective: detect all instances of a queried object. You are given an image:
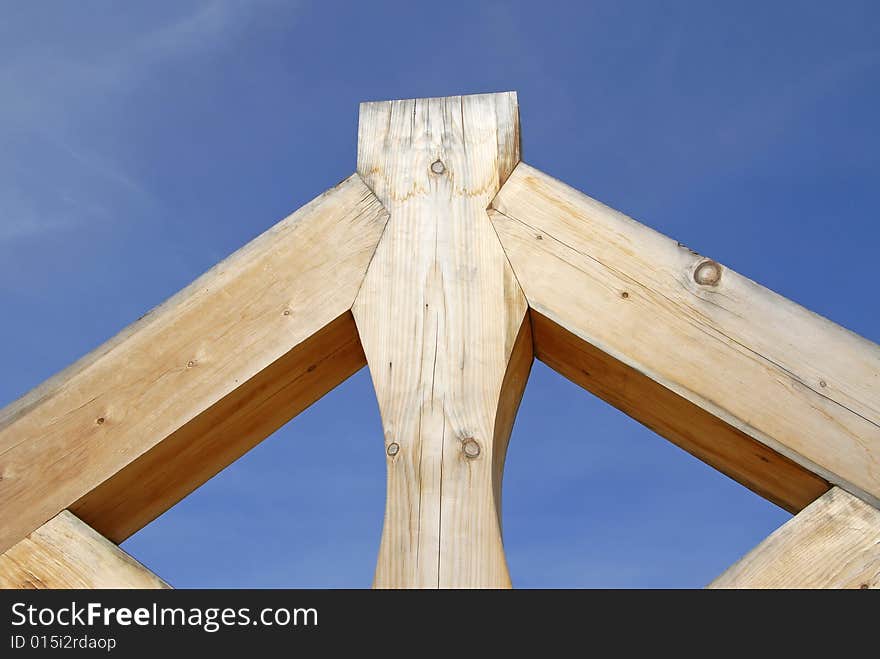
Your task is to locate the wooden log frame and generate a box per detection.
[1,91,878,589]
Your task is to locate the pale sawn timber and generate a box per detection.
[3,90,879,590]
[490,163,880,512]
[353,92,531,588]
[0,511,169,589]
[0,175,388,552]
[710,487,880,588]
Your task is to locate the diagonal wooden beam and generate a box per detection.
[490,163,880,513]
[0,510,169,589]
[6,90,874,590]
[353,92,531,588]
[709,487,880,588]
[0,175,388,552]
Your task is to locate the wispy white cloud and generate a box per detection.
[715,48,880,160]
[0,0,296,242]
[136,0,247,60]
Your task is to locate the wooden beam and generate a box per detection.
[72,312,365,541]
[709,487,880,588]
[490,163,880,512]
[530,314,826,511]
[353,92,531,588]
[0,176,388,552]
[0,511,169,589]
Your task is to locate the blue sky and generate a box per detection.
[1,1,878,587]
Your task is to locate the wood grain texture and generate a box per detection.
[532,313,827,512]
[0,511,169,589]
[0,176,388,552]
[71,312,365,542]
[353,92,530,588]
[491,163,880,511]
[709,487,880,588]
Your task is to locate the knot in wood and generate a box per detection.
[462,438,481,459]
[694,260,722,286]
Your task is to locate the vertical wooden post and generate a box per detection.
[353,93,531,588]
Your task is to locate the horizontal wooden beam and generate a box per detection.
[490,163,880,512]
[709,487,880,588]
[0,175,388,551]
[0,511,169,589]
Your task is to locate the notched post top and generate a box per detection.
[356,91,520,207]
[352,91,529,588]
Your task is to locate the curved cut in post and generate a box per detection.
[353,92,531,588]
